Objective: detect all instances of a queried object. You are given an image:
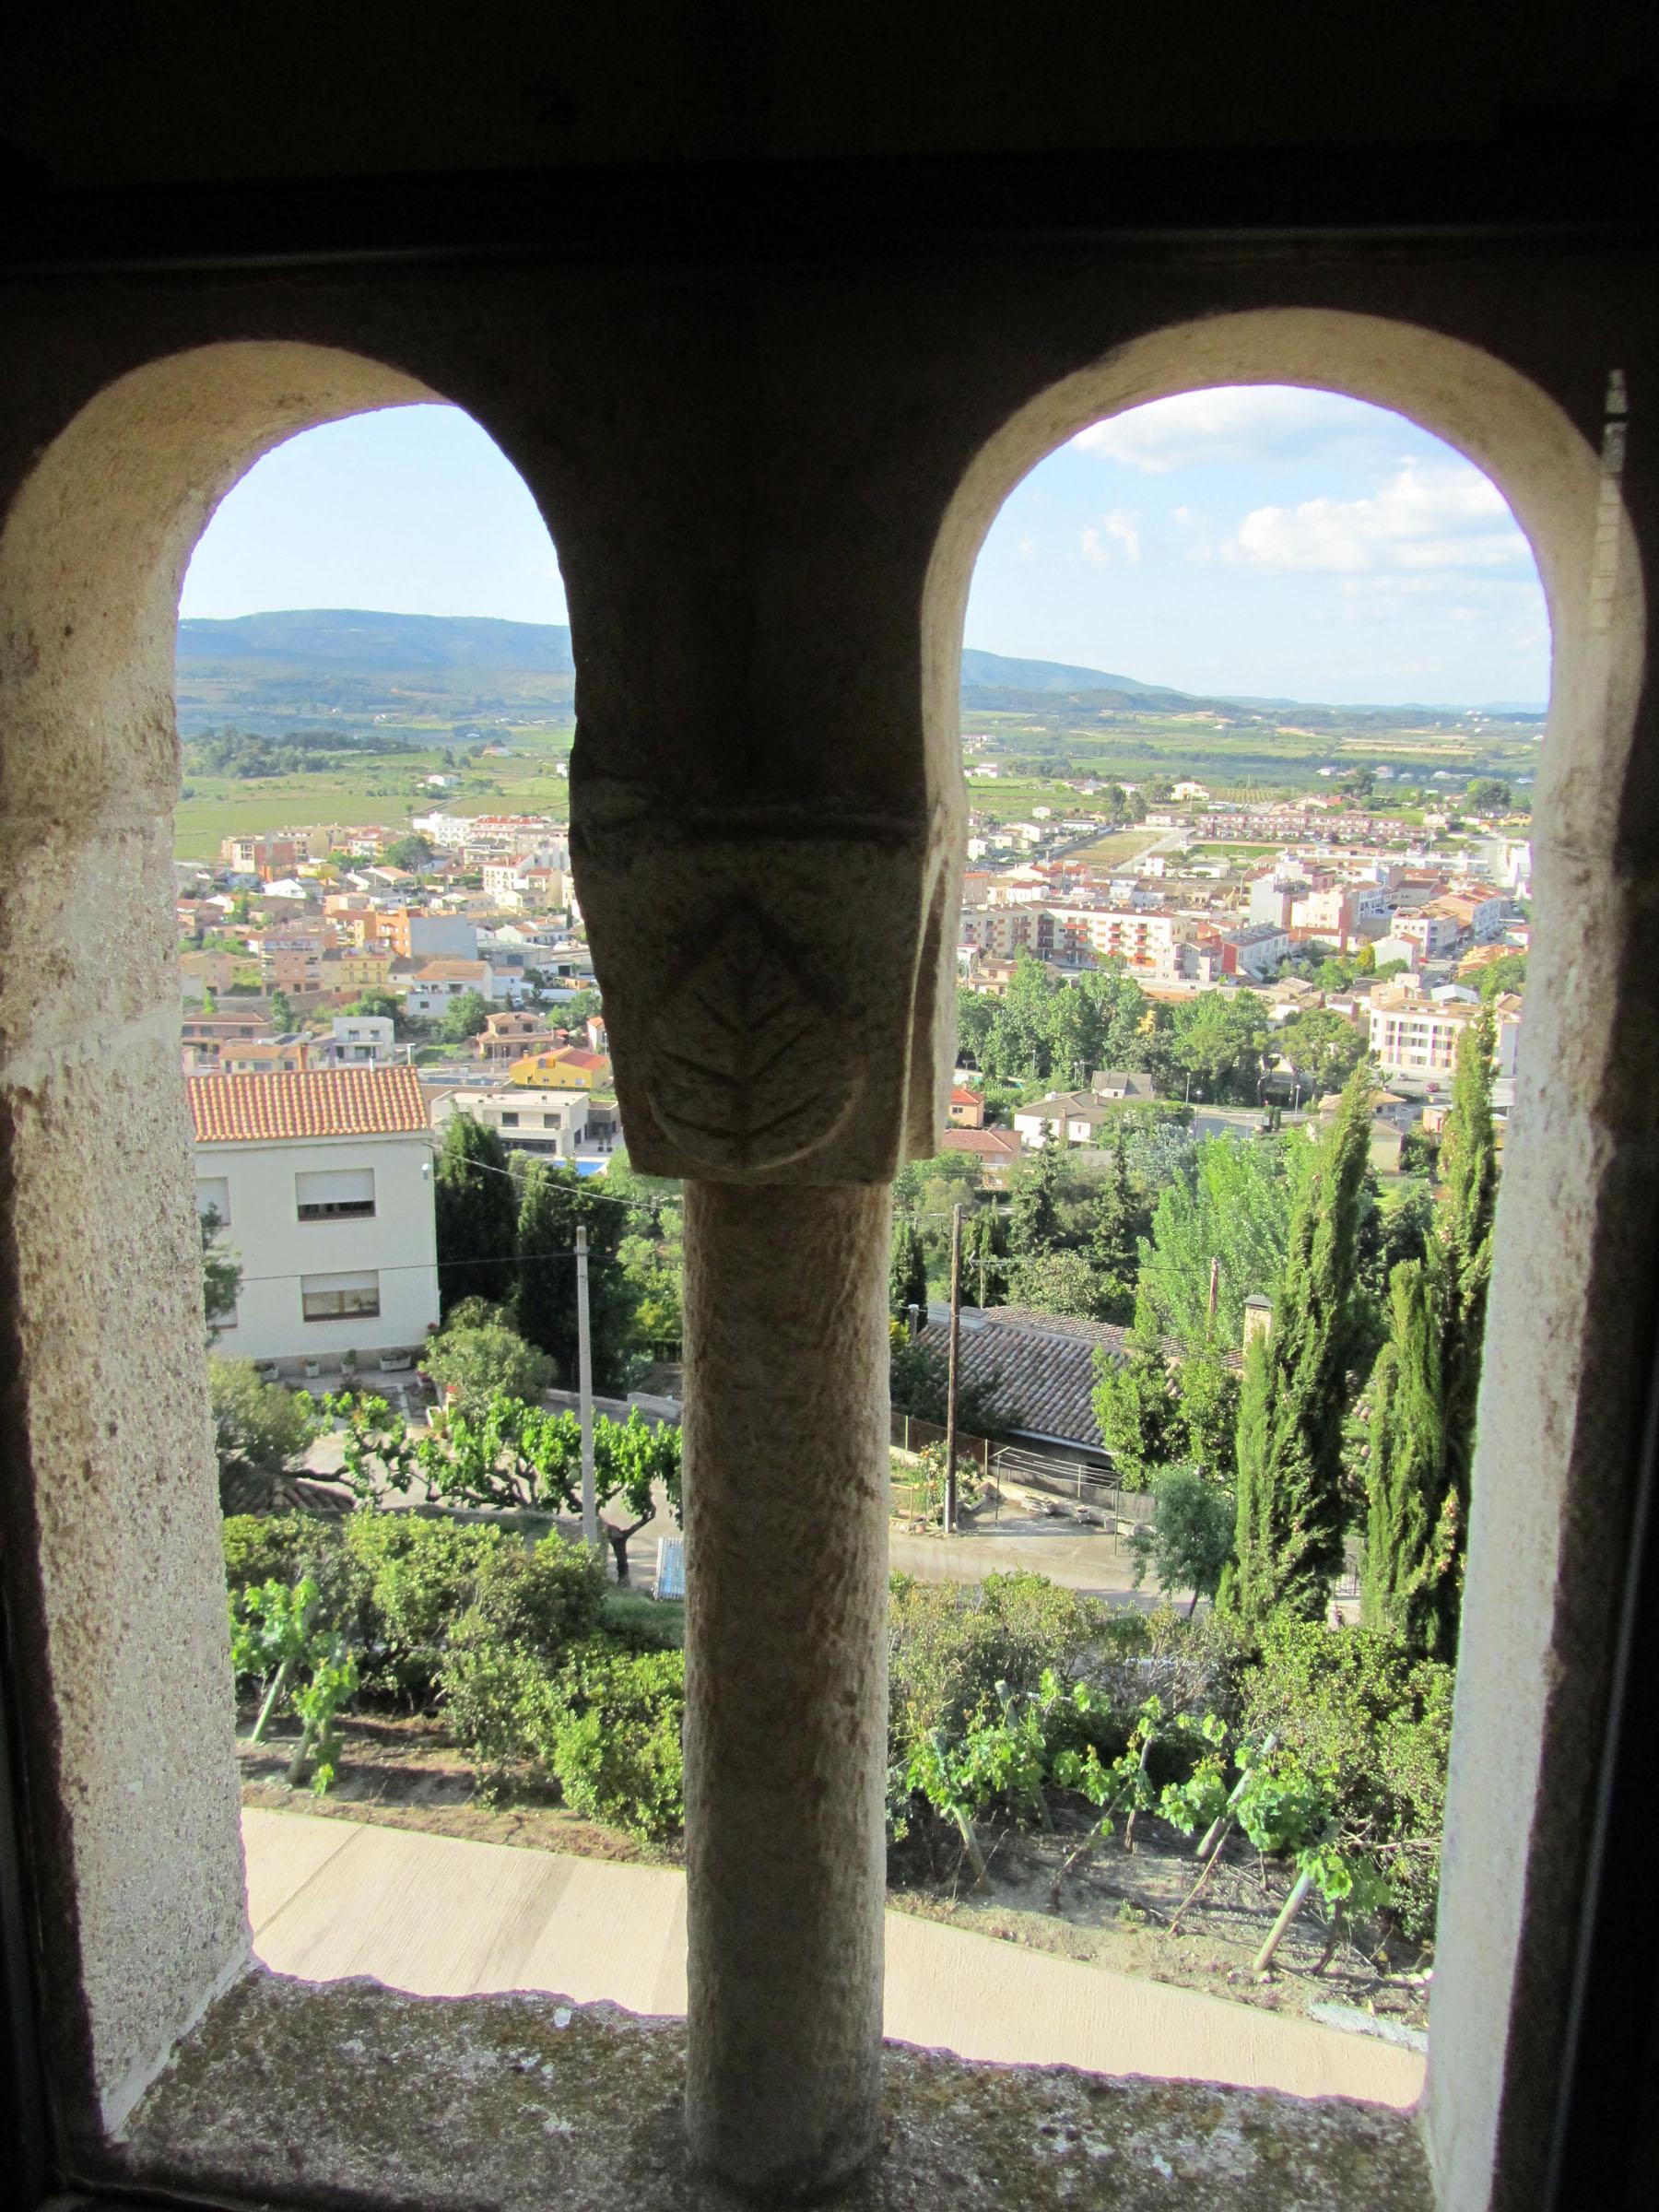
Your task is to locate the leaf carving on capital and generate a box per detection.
[646,902,862,1173]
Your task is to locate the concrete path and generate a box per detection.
[243,1808,1423,2109]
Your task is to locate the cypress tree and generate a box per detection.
[1361,1006,1496,1656]
[1088,1125,1143,1322]
[962,1202,1008,1310]
[1438,1006,1499,1513]
[1224,1065,1374,1624]
[432,1114,519,1315]
[888,1213,928,1323]
[1361,1257,1453,1650]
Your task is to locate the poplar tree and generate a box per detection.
[1362,1006,1497,1655]
[1223,1066,1374,1624]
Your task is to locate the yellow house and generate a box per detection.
[508,1045,613,1091]
[325,947,394,991]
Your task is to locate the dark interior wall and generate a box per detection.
[6,0,1653,188]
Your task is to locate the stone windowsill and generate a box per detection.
[94,1969,1431,2210]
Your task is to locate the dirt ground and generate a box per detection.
[240,1713,1430,2034]
[888,1806,1431,2033]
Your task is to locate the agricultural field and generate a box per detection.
[1069,828,1164,868]
[174,723,573,857]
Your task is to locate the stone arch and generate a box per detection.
[0,339,544,2141]
[926,306,1647,2208]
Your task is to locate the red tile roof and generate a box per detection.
[189,1067,429,1144]
[941,1127,1020,1159]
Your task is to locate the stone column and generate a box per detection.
[680,1178,894,2197]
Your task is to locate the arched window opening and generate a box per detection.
[887,380,1547,2100]
[914,311,1644,2204]
[166,400,693,2005]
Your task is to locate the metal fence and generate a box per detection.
[989,1444,1156,1526]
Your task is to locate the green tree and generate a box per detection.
[438,989,492,1042]
[424,1323,555,1411]
[1091,1309,1178,1485]
[1171,992,1268,1104]
[1362,1258,1453,1651]
[268,987,294,1032]
[341,987,402,1024]
[1477,951,1526,1002]
[889,1214,929,1322]
[1224,1066,1375,1625]
[1465,778,1512,813]
[1007,1132,1065,1256]
[384,831,435,871]
[1433,1004,1504,1645]
[1137,1133,1309,1354]
[1083,1128,1144,1322]
[1005,1246,1107,1321]
[961,1201,1009,1310]
[1176,1343,1241,1481]
[513,1158,638,1391]
[1276,1008,1368,1098]
[208,1359,321,1512]
[200,1203,241,1341]
[433,1113,520,1314]
[1127,1468,1237,1613]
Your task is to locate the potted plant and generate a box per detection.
[303,1357,322,1380]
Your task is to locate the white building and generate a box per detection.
[315,1014,398,1067]
[191,1067,440,1367]
[1368,995,1521,1085]
[403,959,518,1017]
[430,1082,590,1159]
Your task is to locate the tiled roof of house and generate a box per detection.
[912,1307,1135,1453]
[940,1128,1020,1159]
[189,1066,429,1143]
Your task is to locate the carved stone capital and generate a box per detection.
[571,781,959,1184]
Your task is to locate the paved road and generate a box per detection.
[242,1807,1422,2109]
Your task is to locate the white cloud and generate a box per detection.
[1078,509,1142,567]
[1070,385,1385,473]
[1015,533,1039,563]
[1223,460,1531,576]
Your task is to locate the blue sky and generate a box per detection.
[181,387,1550,707]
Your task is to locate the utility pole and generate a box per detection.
[576,1223,596,1549]
[1207,1254,1219,1331]
[944,1202,963,1536]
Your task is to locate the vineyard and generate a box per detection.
[226,1507,1450,2026]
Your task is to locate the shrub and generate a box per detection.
[424,1324,554,1411]
[1237,1616,1453,1937]
[437,1617,566,1768]
[888,1570,1129,1764]
[539,1640,686,1843]
[344,1514,603,1697]
[221,1512,369,1633]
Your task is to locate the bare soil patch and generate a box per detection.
[237,1712,678,1867]
[241,1718,1428,2035]
[888,1806,1431,2033]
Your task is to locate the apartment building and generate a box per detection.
[1368,994,1522,1084]
[191,1066,440,1364]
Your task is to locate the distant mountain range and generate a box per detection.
[177,608,576,675]
[174,610,1543,718]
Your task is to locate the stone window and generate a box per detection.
[0,292,1649,2212]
